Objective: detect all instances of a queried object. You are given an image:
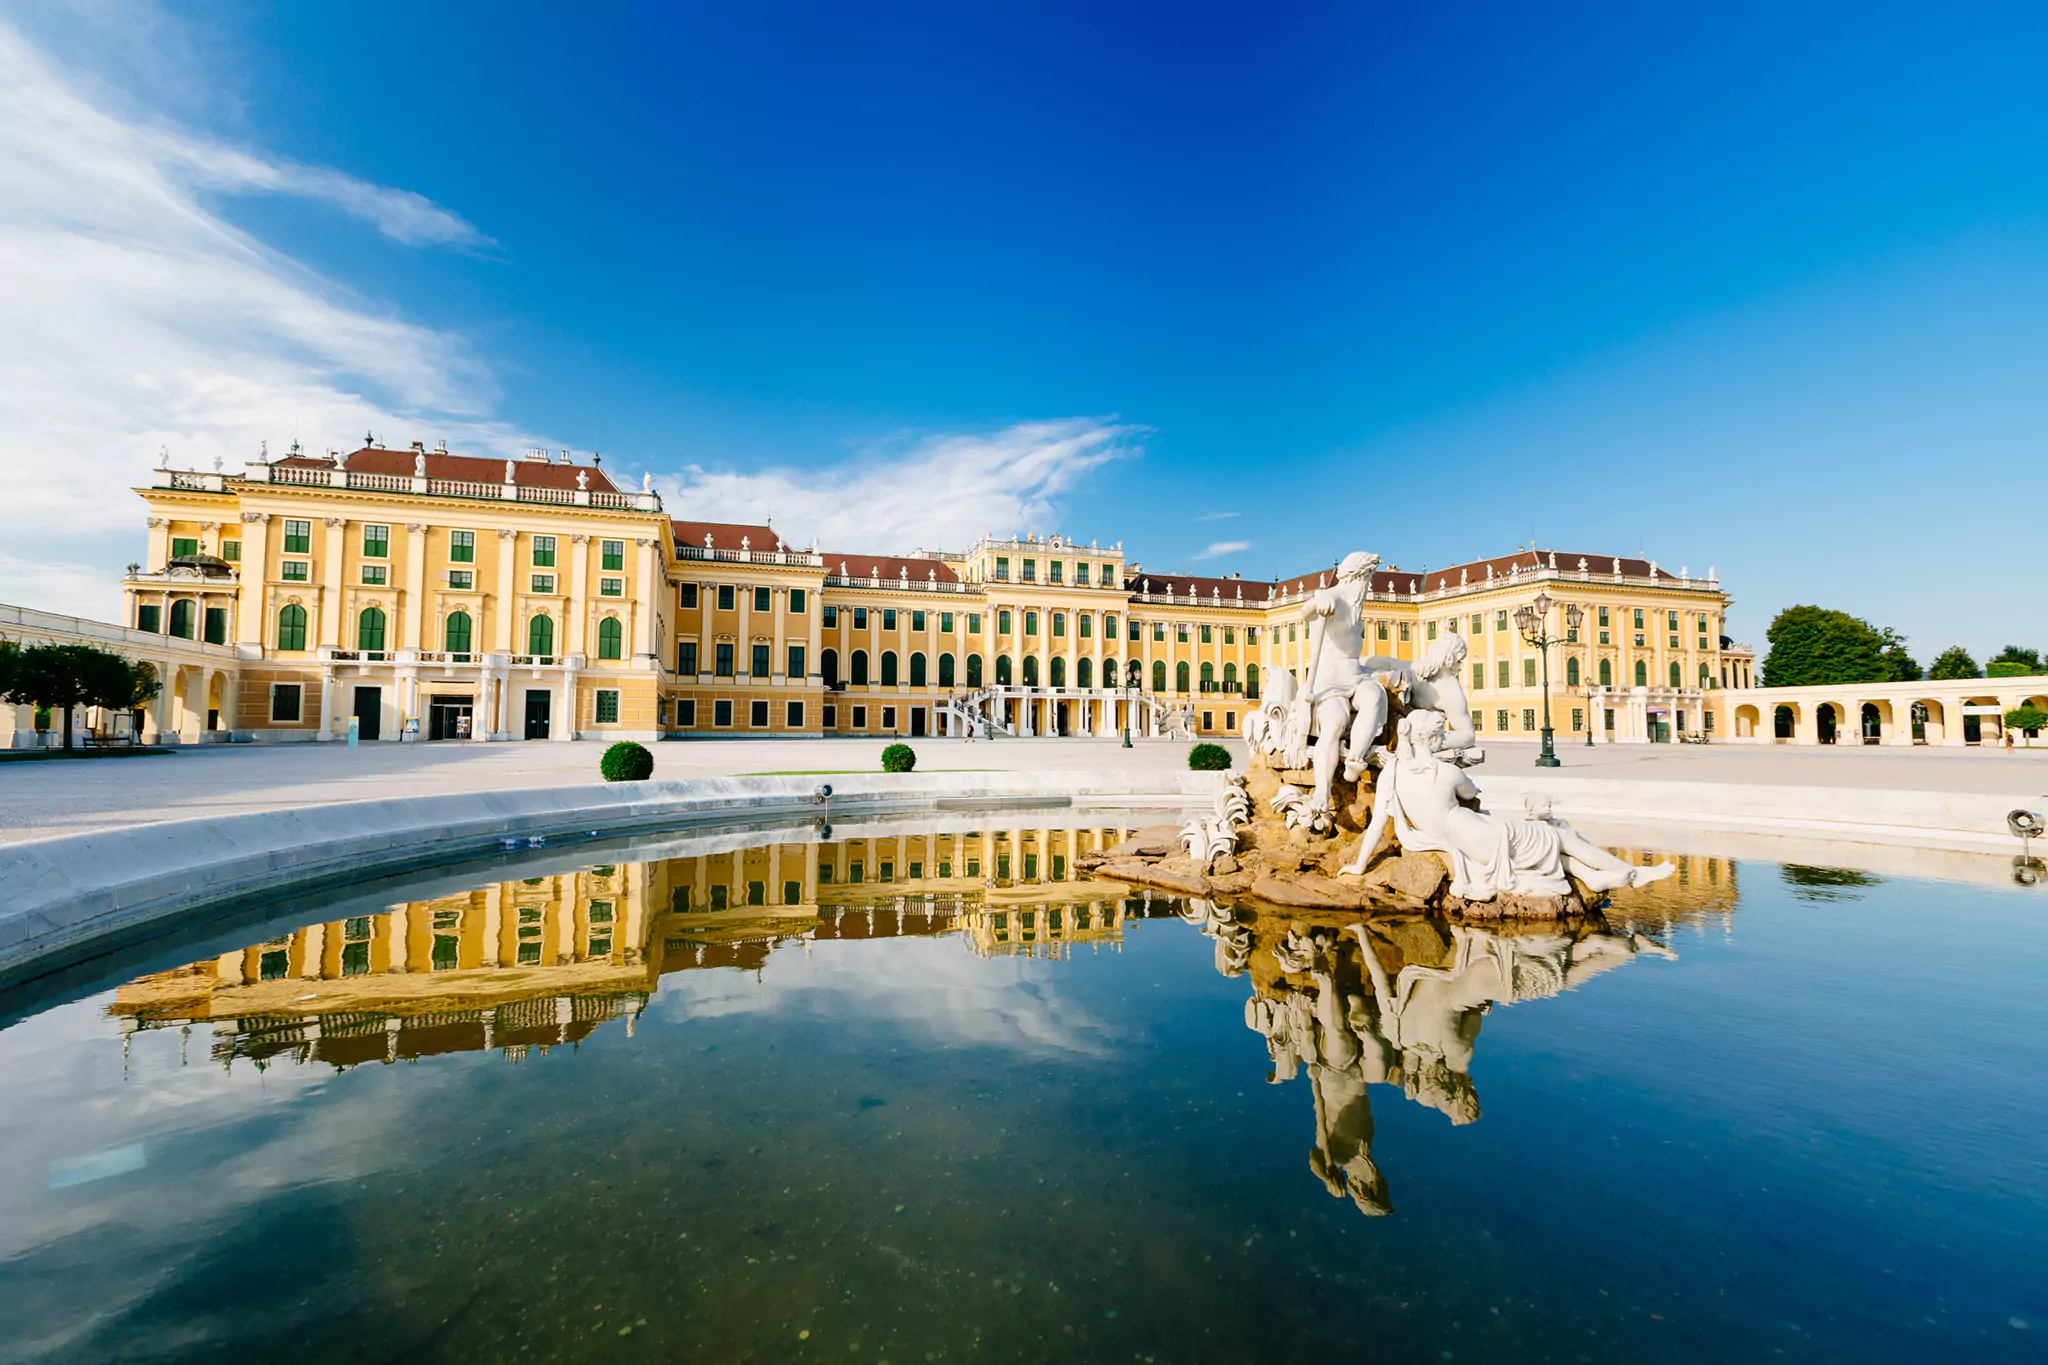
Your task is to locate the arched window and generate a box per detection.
[597,617,623,660]
[1774,705,1795,739]
[1670,661,1682,688]
[1023,656,1039,686]
[938,653,956,687]
[1049,657,1065,687]
[851,650,870,685]
[1152,660,1167,693]
[1598,658,1612,687]
[444,611,472,654]
[1246,663,1259,700]
[1700,661,1712,686]
[1565,656,1580,687]
[821,648,840,687]
[880,651,898,685]
[358,606,386,652]
[995,655,1012,685]
[1176,661,1190,693]
[1634,659,1648,687]
[909,652,927,686]
[168,599,195,639]
[1223,662,1237,691]
[967,654,983,687]
[1200,661,1215,693]
[528,615,554,657]
[276,603,307,651]
[1076,658,1093,689]
[1127,659,1142,688]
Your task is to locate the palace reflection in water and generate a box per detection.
[109,825,1169,1069]
[110,831,1737,1221]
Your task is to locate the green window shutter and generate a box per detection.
[277,604,307,651]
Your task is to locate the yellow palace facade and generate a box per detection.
[121,443,1743,745]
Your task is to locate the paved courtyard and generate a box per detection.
[4,736,2047,846]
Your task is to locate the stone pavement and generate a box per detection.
[2,736,2046,846]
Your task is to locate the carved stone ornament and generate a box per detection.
[571,533,591,545]
[497,528,518,539]
[240,512,270,524]
[323,517,346,528]
[407,522,428,533]
[146,517,165,528]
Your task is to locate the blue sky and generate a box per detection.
[2,2,2044,658]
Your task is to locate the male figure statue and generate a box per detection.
[1286,550,1381,823]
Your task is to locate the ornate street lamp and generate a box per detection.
[1120,660,1137,748]
[1514,591,1581,769]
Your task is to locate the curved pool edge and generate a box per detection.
[0,770,1221,986]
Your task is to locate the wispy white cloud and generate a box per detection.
[0,19,533,616]
[1194,510,1239,522]
[663,418,1141,553]
[153,135,491,248]
[1195,540,1252,560]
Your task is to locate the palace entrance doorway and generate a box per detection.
[428,694,475,741]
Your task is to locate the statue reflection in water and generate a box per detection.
[1185,898,1677,1217]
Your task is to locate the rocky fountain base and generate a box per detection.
[1079,762,1596,921]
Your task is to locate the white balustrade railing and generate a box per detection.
[824,574,969,593]
[676,545,824,566]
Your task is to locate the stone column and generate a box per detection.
[806,580,824,688]
[151,664,176,743]
[772,586,789,693]
[737,579,753,684]
[634,539,660,665]
[237,514,270,648]
[556,666,578,741]
[317,668,338,741]
[567,534,591,654]
[318,518,347,648]
[403,523,429,649]
[495,529,519,652]
[178,666,206,742]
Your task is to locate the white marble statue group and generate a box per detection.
[1241,549,1672,901]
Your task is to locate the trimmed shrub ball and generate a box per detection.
[1187,742,1232,771]
[600,740,654,782]
[881,742,917,773]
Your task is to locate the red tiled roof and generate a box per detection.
[1269,551,1664,600]
[1122,572,1263,603]
[672,520,785,554]
[1268,567,1428,600]
[824,553,962,584]
[1414,551,1656,594]
[279,446,621,493]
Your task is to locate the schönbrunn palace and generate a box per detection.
[107,442,1748,747]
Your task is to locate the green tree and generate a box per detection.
[2005,704,2048,746]
[1987,645,2045,678]
[1759,606,1900,687]
[1927,646,1980,680]
[0,644,160,750]
[1878,628,1923,682]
